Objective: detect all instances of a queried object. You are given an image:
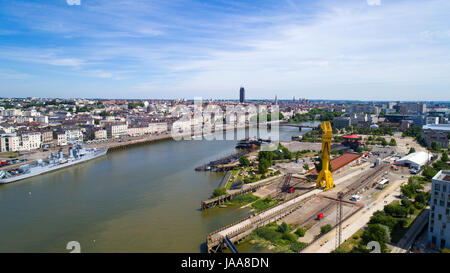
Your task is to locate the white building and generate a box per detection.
[19,132,42,151]
[54,131,68,146]
[94,129,107,140]
[395,151,432,170]
[429,170,450,250]
[0,135,20,152]
[105,122,128,139]
[65,128,83,144]
[148,123,168,134]
[127,125,150,137]
[2,109,22,117]
[0,133,40,152]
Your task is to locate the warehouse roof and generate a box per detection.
[396,152,431,167]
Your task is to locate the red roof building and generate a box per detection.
[343,134,361,139]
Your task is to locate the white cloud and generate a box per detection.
[0,69,32,80]
[66,0,81,6]
[367,0,381,6]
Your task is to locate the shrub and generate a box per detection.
[295,228,306,237]
[369,211,397,229]
[384,204,408,218]
[320,224,332,234]
[423,166,438,180]
[231,193,259,204]
[282,232,298,243]
[401,199,413,208]
[290,242,307,252]
[255,227,282,242]
[277,222,289,233]
[212,187,227,198]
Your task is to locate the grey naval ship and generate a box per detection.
[0,145,108,184]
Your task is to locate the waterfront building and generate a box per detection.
[429,170,450,250]
[64,128,84,144]
[127,125,150,137]
[0,134,20,152]
[19,132,41,151]
[105,122,128,139]
[148,123,168,134]
[94,129,107,140]
[40,130,54,144]
[54,131,68,146]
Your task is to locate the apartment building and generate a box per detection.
[105,122,128,139]
[54,131,68,146]
[19,132,42,151]
[429,170,450,250]
[421,124,450,149]
[148,122,168,134]
[127,125,150,137]
[94,129,107,140]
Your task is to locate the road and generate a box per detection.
[302,176,407,253]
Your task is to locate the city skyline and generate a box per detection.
[1,0,450,100]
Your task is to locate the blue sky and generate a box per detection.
[0,0,449,100]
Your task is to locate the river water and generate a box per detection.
[0,124,318,252]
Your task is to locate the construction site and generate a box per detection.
[205,121,421,253]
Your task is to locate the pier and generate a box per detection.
[195,151,249,171]
[207,190,317,253]
[201,174,283,210]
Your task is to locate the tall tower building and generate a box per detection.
[239,87,245,103]
[274,95,278,105]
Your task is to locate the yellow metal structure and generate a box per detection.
[316,121,334,191]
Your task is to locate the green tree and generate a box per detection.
[258,158,270,174]
[239,156,250,167]
[277,222,289,233]
[423,166,438,180]
[431,141,441,152]
[295,227,306,237]
[408,147,416,154]
[384,204,408,218]
[361,224,389,252]
[442,152,449,163]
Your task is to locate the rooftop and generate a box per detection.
[343,134,361,139]
[422,124,450,131]
[433,170,450,182]
[309,153,362,175]
[396,151,431,166]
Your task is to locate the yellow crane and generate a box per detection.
[316,121,334,191]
